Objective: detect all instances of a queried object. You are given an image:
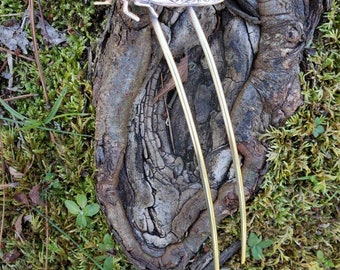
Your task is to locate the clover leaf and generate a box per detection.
[64,195,100,227]
[247,232,273,260]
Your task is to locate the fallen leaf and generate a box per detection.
[9,166,24,179]
[36,16,66,45]
[0,24,29,54]
[2,249,21,263]
[13,192,29,205]
[0,182,19,189]
[14,213,25,239]
[153,55,188,103]
[29,185,45,206]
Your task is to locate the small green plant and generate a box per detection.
[0,88,91,137]
[313,117,326,138]
[97,234,116,270]
[247,232,273,260]
[64,194,100,228]
[317,250,334,268]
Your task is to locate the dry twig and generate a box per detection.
[0,47,35,62]
[44,204,49,270]
[3,93,38,102]
[0,128,6,247]
[28,0,50,107]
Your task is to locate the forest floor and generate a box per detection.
[0,1,339,269]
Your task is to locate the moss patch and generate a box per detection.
[0,1,132,269]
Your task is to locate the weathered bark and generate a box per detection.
[93,0,330,268]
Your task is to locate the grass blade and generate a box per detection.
[44,87,68,124]
[0,98,27,121]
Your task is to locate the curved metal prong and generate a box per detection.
[148,8,220,270]
[134,0,159,18]
[94,0,113,5]
[123,0,141,21]
[187,6,247,264]
[94,0,142,21]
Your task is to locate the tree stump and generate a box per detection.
[93,0,330,268]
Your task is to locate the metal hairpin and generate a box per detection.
[95,0,247,268]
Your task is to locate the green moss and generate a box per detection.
[0,1,131,269]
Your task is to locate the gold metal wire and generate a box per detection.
[149,9,220,270]
[188,6,247,264]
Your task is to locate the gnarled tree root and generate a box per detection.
[93,0,330,268]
